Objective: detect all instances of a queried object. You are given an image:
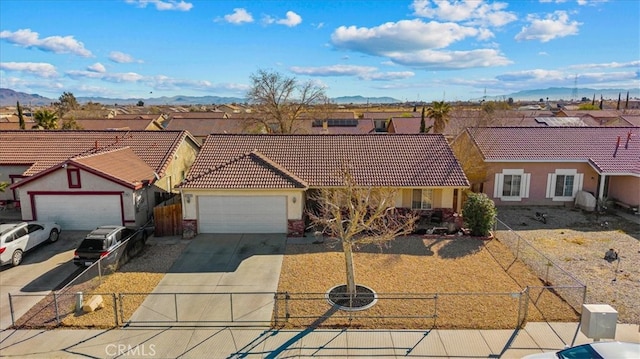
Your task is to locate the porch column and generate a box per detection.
[598,174,606,200]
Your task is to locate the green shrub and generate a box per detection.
[462,192,497,237]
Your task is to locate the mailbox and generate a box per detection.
[580,304,618,340]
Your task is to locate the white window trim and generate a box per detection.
[494,169,530,202]
[412,189,433,210]
[546,169,583,201]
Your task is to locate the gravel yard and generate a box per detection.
[496,206,640,325]
[14,205,639,330]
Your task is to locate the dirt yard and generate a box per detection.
[496,206,640,325]
[276,206,639,329]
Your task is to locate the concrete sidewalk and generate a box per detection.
[0,322,638,358]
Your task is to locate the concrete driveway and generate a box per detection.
[127,233,286,326]
[0,230,85,330]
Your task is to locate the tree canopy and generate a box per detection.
[54,92,80,117]
[33,109,58,129]
[246,69,327,133]
[426,101,451,134]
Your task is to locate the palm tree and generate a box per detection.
[426,101,451,134]
[33,109,58,129]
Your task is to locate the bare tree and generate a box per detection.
[246,69,327,133]
[307,169,417,296]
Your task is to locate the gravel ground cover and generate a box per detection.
[276,236,577,329]
[15,206,638,330]
[496,206,640,325]
[14,236,188,329]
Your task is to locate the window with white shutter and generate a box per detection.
[494,169,530,201]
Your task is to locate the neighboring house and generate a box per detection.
[453,127,640,208]
[0,130,200,230]
[297,118,376,134]
[178,134,469,236]
[74,118,164,131]
[363,111,420,133]
[555,110,624,126]
[63,109,117,119]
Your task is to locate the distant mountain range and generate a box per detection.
[1,87,638,107]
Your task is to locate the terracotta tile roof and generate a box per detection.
[164,118,221,137]
[362,111,421,120]
[299,111,357,120]
[72,147,156,187]
[0,130,196,177]
[621,115,640,127]
[296,119,376,134]
[0,122,34,130]
[74,118,162,131]
[466,127,640,175]
[184,150,308,189]
[168,111,228,119]
[181,134,469,188]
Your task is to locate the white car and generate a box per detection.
[523,341,640,359]
[0,221,62,266]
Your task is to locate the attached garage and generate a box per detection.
[198,196,287,233]
[34,194,123,230]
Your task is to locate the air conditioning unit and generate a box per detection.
[580,304,617,340]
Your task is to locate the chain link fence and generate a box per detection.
[10,229,147,329]
[490,219,586,321]
[274,290,528,329]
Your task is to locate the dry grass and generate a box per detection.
[275,236,578,329]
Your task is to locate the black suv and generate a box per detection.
[73,225,146,267]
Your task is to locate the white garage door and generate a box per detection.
[35,195,122,230]
[198,196,287,233]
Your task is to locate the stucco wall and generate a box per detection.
[181,189,305,220]
[607,176,640,207]
[156,139,199,193]
[484,162,599,205]
[16,165,137,223]
[398,188,457,209]
[0,165,29,201]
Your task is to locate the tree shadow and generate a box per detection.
[288,235,485,259]
[435,237,486,259]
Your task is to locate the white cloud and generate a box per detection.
[0,62,58,78]
[223,8,254,24]
[109,51,142,64]
[289,64,414,81]
[515,11,581,42]
[568,60,640,70]
[332,19,480,52]
[263,11,302,27]
[66,70,144,83]
[331,19,512,70]
[125,0,193,11]
[149,75,249,93]
[87,63,106,73]
[0,28,92,57]
[411,0,517,27]
[277,11,302,27]
[496,69,567,82]
[388,48,512,69]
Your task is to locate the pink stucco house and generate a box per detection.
[453,127,639,209]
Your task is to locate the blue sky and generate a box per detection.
[0,0,638,102]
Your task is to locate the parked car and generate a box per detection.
[0,221,62,266]
[522,341,640,359]
[73,225,147,268]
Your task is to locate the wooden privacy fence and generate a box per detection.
[153,203,182,237]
